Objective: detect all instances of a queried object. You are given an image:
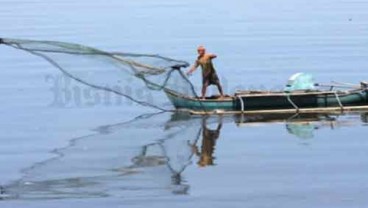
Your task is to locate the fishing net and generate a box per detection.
[0,38,199,111]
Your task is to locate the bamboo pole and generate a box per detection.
[188,105,368,115]
[332,81,360,87]
[316,83,359,89]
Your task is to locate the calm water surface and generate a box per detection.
[0,0,368,207]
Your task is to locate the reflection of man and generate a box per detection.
[192,117,222,167]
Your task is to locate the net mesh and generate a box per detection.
[1,38,199,111]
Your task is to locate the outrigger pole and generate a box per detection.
[189,105,368,115]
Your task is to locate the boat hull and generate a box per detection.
[235,91,368,110]
[164,89,368,112]
[165,90,235,111]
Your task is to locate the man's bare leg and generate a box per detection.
[201,82,209,99]
[216,83,224,99]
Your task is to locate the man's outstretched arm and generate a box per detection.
[186,61,199,76]
[209,54,217,59]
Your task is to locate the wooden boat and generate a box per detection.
[164,85,368,114]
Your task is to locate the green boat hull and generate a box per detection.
[165,89,368,112]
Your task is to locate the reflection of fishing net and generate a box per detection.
[1,38,197,111]
[1,112,202,199]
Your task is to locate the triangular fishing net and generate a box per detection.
[0,38,199,111]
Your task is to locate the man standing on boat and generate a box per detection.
[186,46,224,99]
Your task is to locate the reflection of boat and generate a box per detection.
[234,112,368,139]
[361,113,368,123]
[165,88,368,113]
[234,113,336,125]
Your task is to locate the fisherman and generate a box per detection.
[187,46,224,99]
